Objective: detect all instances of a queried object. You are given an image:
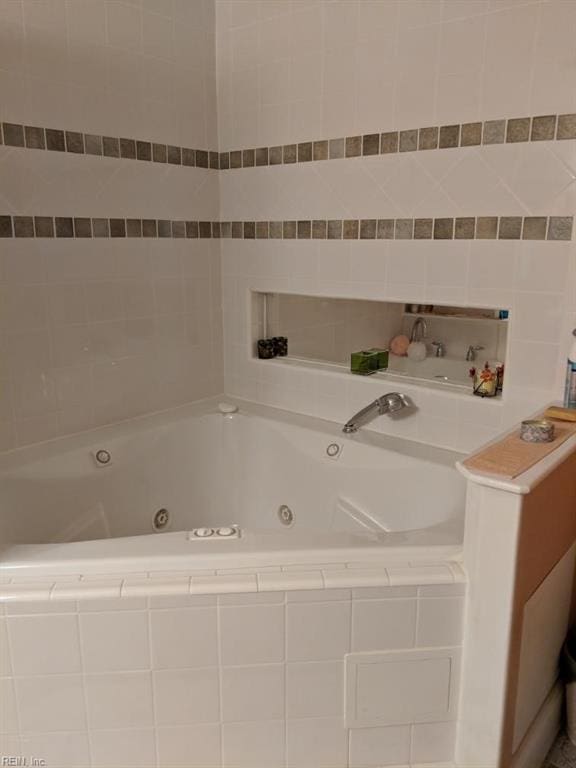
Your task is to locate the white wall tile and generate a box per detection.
[286,661,344,718]
[287,601,351,661]
[411,720,457,763]
[16,675,87,732]
[349,724,411,767]
[8,615,81,675]
[79,611,149,672]
[0,678,19,733]
[221,664,284,722]
[0,620,11,677]
[20,732,90,768]
[416,597,464,647]
[150,607,218,669]
[85,672,153,730]
[153,667,220,726]
[219,604,285,665]
[157,724,222,768]
[222,719,285,768]
[286,716,348,768]
[352,599,417,652]
[89,728,157,768]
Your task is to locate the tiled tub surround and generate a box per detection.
[0,582,465,768]
[223,237,576,454]
[0,0,223,450]
[216,0,576,454]
[0,213,573,241]
[216,0,576,151]
[0,237,223,451]
[0,0,217,152]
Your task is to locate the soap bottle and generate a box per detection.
[564,329,576,409]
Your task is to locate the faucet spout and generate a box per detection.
[343,392,411,434]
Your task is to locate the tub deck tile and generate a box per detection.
[258,571,324,592]
[0,561,468,603]
[190,574,257,594]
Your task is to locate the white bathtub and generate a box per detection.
[0,399,466,577]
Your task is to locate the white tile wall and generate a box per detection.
[0,0,223,449]
[0,0,217,147]
[216,0,576,147]
[0,584,465,767]
[217,0,576,454]
[222,234,576,452]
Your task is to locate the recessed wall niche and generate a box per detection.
[254,293,509,393]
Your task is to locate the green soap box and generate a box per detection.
[350,348,389,375]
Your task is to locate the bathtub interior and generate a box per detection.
[0,402,466,548]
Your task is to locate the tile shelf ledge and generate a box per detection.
[402,311,508,325]
[256,355,504,401]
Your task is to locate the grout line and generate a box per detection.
[216,597,225,765]
[146,601,160,768]
[75,606,93,768]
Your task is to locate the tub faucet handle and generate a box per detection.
[465,345,484,362]
[431,341,446,358]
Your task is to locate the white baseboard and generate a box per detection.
[510,680,563,768]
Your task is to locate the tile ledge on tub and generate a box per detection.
[457,401,576,495]
[0,560,467,602]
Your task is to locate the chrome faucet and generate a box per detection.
[343,393,411,434]
[410,317,428,342]
[466,345,484,362]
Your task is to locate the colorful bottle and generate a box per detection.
[564,329,576,409]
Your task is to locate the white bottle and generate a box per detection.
[564,329,576,409]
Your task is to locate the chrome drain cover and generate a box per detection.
[153,508,170,532]
[278,505,294,527]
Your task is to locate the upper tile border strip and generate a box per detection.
[0,121,219,169]
[0,215,573,241]
[219,113,576,170]
[2,113,575,171]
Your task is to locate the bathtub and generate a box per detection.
[0,398,466,578]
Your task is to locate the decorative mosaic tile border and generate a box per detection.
[0,121,219,169]
[219,113,576,170]
[0,561,466,603]
[0,214,573,241]
[2,112,575,172]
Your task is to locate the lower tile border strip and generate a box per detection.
[0,215,573,241]
[0,562,467,603]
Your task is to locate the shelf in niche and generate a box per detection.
[403,311,508,325]
[260,354,503,402]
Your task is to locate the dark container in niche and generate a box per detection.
[258,336,288,359]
